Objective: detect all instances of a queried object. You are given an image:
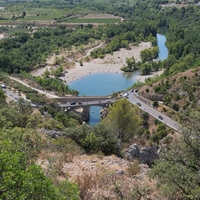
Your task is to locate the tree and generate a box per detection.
[0,151,57,200]
[149,112,200,199]
[0,88,6,104]
[22,11,26,18]
[104,99,141,142]
[43,68,50,78]
[65,123,119,155]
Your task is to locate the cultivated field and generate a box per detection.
[66,18,120,24]
[67,13,121,24]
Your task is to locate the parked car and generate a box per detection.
[70,102,76,105]
[158,115,163,120]
[137,102,141,106]
[131,89,134,92]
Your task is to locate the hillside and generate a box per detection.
[138,66,200,122]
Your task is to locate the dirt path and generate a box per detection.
[79,42,105,61]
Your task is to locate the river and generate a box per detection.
[68,33,168,125]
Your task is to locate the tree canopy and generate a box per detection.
[103,98,141,142]
[149,112,200,199]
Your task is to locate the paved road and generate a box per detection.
[59,99,115,109]
[126,90,180,132]
[5,90,38,108]
[5,77,181,132]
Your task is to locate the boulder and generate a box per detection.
[124,144,158,165]
[40,128,62,138]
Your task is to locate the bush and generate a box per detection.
[153,101,158,107]
[151,123,168,143]
[126,160,141,176]
[172,103,179,111]
[65,124,120,156]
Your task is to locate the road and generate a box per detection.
[5,90,38,108]
[126,90,180,132]
[59,99,115,109]
[5,76,181,132]
[9,76,59,98]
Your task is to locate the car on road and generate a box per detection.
[106,100,112,103]
[131,89,134,92]
[78,102,82,105]
[137,102,141,106]
[70,102,76,105]
[158,115,163,120]
[123,93,129,98]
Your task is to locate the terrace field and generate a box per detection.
[66,18,120,24]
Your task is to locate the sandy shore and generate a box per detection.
[62,42,152,83]
[135,70,164,83]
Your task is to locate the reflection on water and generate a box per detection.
[122,71,139,80]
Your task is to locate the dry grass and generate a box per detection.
[126,160,141,176]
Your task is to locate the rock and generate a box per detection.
[100,107,108,119]
[40,128,62,138]
[116,170,124,175]
[124,144,158,165]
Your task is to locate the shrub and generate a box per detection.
[126,160,141,176]
[153,101,158,107]
[173,93,181,101]
[172,103,179,111]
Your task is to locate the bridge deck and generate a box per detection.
[53,96,111,103]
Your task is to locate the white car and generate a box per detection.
[123,93,128,97]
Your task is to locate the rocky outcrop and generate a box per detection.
[100,107,108,119]
[40,128,62,138]
[139,92,164,101]
[124,144,158,165]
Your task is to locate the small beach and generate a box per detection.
[62,42,152,83]
[31,41,164,84]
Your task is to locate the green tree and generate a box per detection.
[149,112,200,199]
[22,11,26,18]
[104,99,141,142]
[65,123,119,155]
[43,68,50,78]
[0,88,6,104]
[0,151,57,200]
